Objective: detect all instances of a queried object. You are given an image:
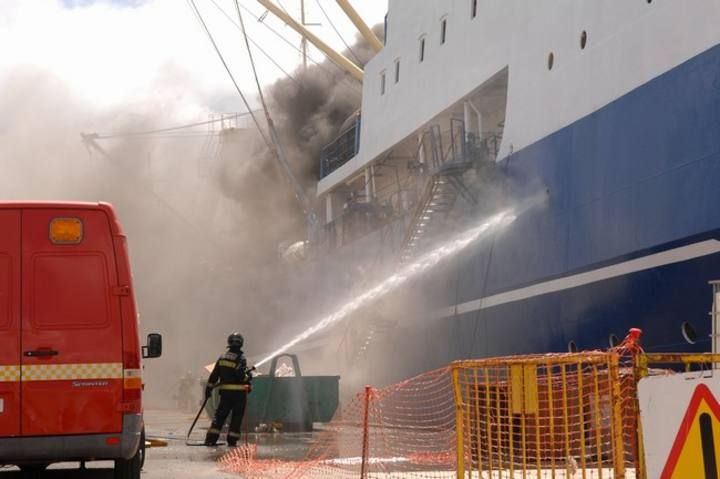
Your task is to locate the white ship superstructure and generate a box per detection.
[287,0,720,384]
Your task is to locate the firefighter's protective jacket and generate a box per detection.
[207,349,251,391]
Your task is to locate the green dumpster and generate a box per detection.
[204,354,340,432]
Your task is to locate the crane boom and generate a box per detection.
[335,0,383,53]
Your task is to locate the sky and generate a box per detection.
[0,0,387,121]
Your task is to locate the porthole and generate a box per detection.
[568,340,578,353]
[547,52,555,70]
[609,334,620,348]
[580,31,588,50]
[681,321,698,344]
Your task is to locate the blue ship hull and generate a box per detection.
[366,42,720,384]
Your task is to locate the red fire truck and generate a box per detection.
[0,202,161,478]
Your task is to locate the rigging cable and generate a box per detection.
[232,0,361,94]
[186,0,271,148]
[90,113,251,140]
[314,0,361,64]
[233,0,318,226]
[206,0,298,85]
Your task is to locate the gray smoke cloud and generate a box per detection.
[0,26,383,406]
[215,25,383,201]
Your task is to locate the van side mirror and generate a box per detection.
[143,333,162,359]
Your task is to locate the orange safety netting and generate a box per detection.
[219,348,650,478]
[220,367,457,478]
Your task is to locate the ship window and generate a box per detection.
[380,71,386,95]
[568,341,578,353]
[394,59,400,83]
[419,36,426,62]
[440,17,447,44]
[681,321,698,344]
[547,52,555,70]
[609,334,620,348]
[471,0,478,19]
[580,30,588,49]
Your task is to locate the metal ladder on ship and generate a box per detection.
[399,119,477,264]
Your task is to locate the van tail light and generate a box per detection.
[122,368,142,414]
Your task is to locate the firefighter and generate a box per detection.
[204,332,252,447]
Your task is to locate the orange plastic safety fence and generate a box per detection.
[220,367,458,478]
[218,351,647,479]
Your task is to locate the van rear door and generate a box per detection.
[21,209,124,436]
[0,210,20,437]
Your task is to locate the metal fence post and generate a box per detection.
[634,353,648,479]
[360,385,371,479]
[609,353,627,479]
[452,367,465,479]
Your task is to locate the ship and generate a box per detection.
[264,0,720,388]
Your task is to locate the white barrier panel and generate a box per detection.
[638,371,720,479]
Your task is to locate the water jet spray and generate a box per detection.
[254,208,520,368]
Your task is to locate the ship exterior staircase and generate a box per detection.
[399,119,477,264]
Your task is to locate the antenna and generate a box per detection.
[299,0,321,71]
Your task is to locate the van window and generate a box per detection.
[31,254,110,329]
[0,255,9,329]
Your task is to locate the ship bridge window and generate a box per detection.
[380,70,386,95]
[440,16,448,44]
[471,0,478,19]
[580,30,588,49]
[419,36,426,62]
[394,59,401,83]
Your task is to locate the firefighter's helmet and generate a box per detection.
[227,332,244,349]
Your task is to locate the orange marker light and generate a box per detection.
[124,377,142,390]
[49,218,83,244]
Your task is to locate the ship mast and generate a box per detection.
[300,0,307,71]
[257,0,364,81]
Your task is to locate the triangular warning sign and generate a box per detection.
[661,384,720,479]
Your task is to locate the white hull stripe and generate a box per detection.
[0,363,124,382]
[441,239,720,318]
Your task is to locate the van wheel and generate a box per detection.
[19,464,48,471]
[19,464,48,478]
[114,447,141,479]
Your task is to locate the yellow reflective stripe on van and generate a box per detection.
[22,363,123,381]
[0,366,20,382]
[0,363,123,382]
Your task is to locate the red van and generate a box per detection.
[0,202,161,478]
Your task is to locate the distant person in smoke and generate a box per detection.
[204,332,253,447]
[176,371,195,412]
